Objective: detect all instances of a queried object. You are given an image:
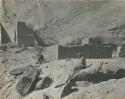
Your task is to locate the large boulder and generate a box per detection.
[16,65,41,96]
[35,76,53,90]
[73,62,125,83]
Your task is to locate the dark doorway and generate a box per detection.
[17,22,35,47]
[0,23,11,44]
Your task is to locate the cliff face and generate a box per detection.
[1,0,125,45]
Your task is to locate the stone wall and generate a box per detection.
[58,44,114,59]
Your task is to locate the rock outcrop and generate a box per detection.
[16,65,41,96]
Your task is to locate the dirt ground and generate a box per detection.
[0,48,125,99]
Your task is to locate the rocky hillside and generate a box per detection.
[1,0,125,45]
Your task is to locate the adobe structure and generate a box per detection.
[58,44,116,59]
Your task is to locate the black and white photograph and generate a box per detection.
[0,0,125,99]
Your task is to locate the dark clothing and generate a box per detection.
[37,52,44,64]
[79,56,86,69]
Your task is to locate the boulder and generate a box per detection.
[73,62,125,83]
[60,79,76,98]
[35,76,53,90]
[16,65,41,96]
[9,67,25,76]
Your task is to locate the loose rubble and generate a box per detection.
[1,49,125,99]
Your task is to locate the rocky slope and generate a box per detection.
[2,0,125,45]
[0,48,125,99]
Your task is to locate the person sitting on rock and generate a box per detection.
[36,51,44,64]
[72,53,87,74]
[78,53,86,69]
